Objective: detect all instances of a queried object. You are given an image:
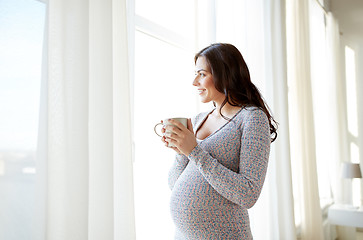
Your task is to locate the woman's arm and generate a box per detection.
[188,110,271,209]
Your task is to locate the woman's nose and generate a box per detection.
[192,76,198,86]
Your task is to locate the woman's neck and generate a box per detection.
[213,102,241,118]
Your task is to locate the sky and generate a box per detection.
[0,0,45,150]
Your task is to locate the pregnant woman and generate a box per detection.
[161,43,277,239]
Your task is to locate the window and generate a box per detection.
[0,0,45,238]
[132,1,198,239]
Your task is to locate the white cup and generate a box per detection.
[154,117,188,147]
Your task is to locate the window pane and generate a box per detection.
[0,0,45,239]
[133,31,196,240]
[135,0,195,39]
[345,46,358,137]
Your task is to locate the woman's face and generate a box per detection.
[193,56,225,104]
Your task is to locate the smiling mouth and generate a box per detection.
[198,89,206,95]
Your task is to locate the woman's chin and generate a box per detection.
[199,98,211,104]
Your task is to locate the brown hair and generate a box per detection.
[195,43,278,142]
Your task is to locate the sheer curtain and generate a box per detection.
[286,0,324,239]
[324,13,342,240]
[325,12,346,206]
[248,0,296,238]
[260,0,296,239]
[35,0,135,239]
[214,0,296,239]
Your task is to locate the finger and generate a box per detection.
[166,138,178,148]
[165,132,178,141]
[165,125,182,135]
[167,119,187,130]
[163,137,174,148]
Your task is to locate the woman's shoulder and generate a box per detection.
[236,106,268,125]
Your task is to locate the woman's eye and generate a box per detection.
[200,73,205,77]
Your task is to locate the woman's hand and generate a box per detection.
[160,121,182,154]
[163,118,197,156]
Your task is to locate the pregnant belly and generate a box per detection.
[170,166,250,238]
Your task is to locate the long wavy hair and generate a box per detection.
[195,43,278,142]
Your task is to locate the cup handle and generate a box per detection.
[154,122,163,137]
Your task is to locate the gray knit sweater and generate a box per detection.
[168,107,271,239]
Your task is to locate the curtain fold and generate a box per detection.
[286,0,324,239]
[36,0,136,239]
[264,0,296,239]
[88,0,114,238]
[111,0,136,238]
[325,12,345,206]
[230,0,296,239]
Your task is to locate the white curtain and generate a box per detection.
[262,0,296,239]
[325,12,346,206]
[286,0,324,239]
[213,0,296,239]
[249,0,296,239]
[35,0,135,239]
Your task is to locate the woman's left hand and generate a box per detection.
[164,118,197,156]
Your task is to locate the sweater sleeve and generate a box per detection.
[187,109,271,209]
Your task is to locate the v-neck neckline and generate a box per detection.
[195,107,243,142]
